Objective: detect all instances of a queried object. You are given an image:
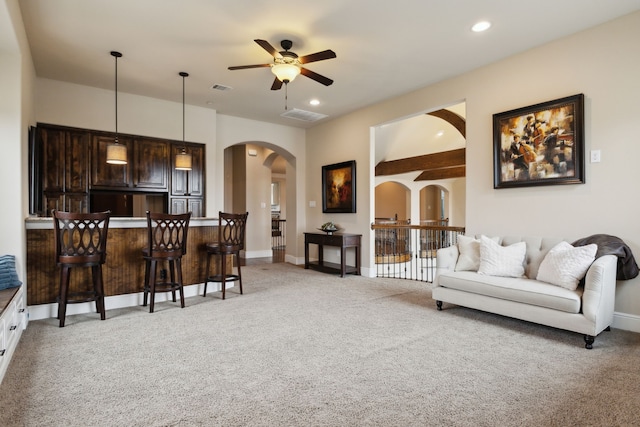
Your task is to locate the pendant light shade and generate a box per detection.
[106,51,127,164]
[175,71,192,171]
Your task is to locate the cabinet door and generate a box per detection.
[170,197,203,217]
[65,131,90,193]
[40,127,65,193]
[171,144,204,197]
[43,193,64,216]
[65,193,89,213]
[133,138,169,190]
[91,134,133,189]
[170,197,188,214]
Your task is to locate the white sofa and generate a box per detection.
[432,236,617,349]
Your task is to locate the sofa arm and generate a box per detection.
[434,245,459,286]
[582,254,617,331]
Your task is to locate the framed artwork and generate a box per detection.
[493,93,585,189]
[322,160,356,213]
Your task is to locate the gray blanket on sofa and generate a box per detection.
[572,234,639,280]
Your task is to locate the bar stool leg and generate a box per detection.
[176,258,185,308]
[93,265,106,320]
[58,266,70,327]
[168,261,176,302]
[236,253,243,295]
[143,259,150,307]
[203,252,211,297]
[149,259,157,313]
[220,253,227,300]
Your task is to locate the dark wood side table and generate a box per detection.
[304,232,361,277]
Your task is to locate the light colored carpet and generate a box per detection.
[1,263,639,427]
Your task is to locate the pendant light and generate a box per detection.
[175,71,192,170]
[106,51,127,164]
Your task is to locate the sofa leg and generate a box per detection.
[584,335,595,349]
[436,300,442,311]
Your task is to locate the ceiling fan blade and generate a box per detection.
[254,39,282,58]
[298,49,336,64]
[300,67,334,86]
[271,77,283,91]
[228,64,271,70]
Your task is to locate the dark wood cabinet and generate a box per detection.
[33,123,205,217]
[40,127,65,193]
[133,138,169,190]
[40,126,89,193]
[44,192,89,215]
[171,144,203,197]
[171,197,203,217]
[170,143,204,216]
[90,134,133,189]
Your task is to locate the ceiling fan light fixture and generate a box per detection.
[271,63,301,83]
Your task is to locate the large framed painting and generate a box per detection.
[322,160,356,213]
[493,93,585,189]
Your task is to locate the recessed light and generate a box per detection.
[471,21,491,32]
[309,99,320,106]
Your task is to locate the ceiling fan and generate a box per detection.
[228,39,336,90]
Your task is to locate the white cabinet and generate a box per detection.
[0,286,26,384]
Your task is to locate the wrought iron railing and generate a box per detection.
[271,219,286,249]
[371,222,465,282]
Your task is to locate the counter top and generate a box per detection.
[25,216,219,229]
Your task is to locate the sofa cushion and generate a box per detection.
[437,271,583,313]
[537,241,597,290]
[455,235,500,272]
[478,236,526,278]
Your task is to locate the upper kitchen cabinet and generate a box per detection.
[39,125,89,193]
[91,133,134,189]
[171,143,204,197]
[133,138,169,190]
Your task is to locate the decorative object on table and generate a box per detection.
[318,221,339,235]
[493,93,584,189]
[322,160,356,213]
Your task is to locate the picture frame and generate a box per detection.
[493,93,585,189]
[322,160,356,213]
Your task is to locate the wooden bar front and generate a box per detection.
[26,219,222,305]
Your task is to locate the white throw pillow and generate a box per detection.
[455,235,498,272]
[536,241,597,290]
[478,235,526,277]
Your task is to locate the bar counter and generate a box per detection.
[26,217,221,306]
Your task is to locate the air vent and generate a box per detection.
[280,108,328,122]
[211,84,232,91]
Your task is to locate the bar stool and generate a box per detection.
[203,211,248,299]
[142,211,191,313]
[52,210,111,327]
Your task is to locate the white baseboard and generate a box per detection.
[27,281,227,321]
[612,311,640,333]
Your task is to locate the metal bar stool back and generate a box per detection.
[52,210,111,327]
[142,211,191,313]
[204,211,248,299]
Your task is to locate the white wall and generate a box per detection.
[307,12,640,325]
[0,0,35,288]
[216,115,306,261]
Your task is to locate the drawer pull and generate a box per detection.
[0,349,5,356]
[19,308,25,313]
[10,325,17,331]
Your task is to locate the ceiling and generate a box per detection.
[18,0,640,129]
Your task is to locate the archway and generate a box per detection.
[222,142,297,261]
